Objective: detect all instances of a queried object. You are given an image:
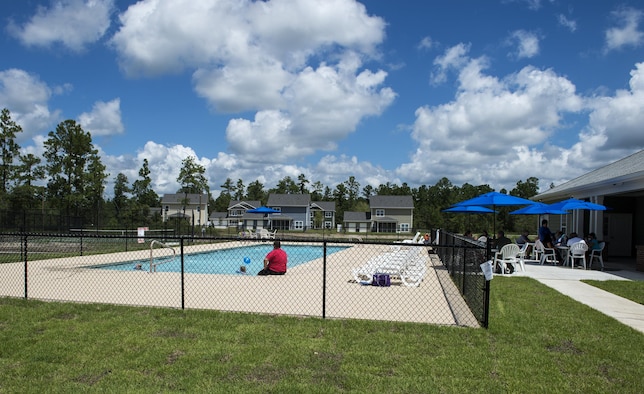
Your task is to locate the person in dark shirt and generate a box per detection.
[495,230,512,249]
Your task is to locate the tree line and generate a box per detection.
[1,108,540,234]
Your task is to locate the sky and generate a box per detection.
[1,0,643,199]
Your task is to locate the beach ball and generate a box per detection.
[243,257,251,265]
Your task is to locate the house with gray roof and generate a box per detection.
[534,149,644,260]
[343,195,414,233]
[267,194,312,231]
[368,195,414,233]
[161,193,208,227]
[343,211,371,233]
[310,201,336,230]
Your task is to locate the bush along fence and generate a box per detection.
[0,232,490,328]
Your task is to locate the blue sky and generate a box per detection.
[1,0,643,198]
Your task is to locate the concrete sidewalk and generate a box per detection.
[512,264,644,334]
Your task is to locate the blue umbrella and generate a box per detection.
[456,191,537,207]
[443,205,497,213]
[247,206,280,214]
[547,198,607,211]
[455,191,536,236]
[509,202,569,215]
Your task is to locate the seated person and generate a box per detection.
[422,233,431,245]
[258,240,287,275]
[585,233,601,259]
[515,230,532,245]
[554,231,567,246]
[463,230,474,240]
[477,231,488,244]
[495,230,512,249]
[566,232,584,246]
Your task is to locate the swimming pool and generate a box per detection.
[95,244,349,275]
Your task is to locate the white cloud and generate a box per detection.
[0,68,60,141]
[507,30,540,59]
[110,0,393,166]
[399,44,588,191]
[604,7,644,52]
[557,14,577,32]
[417,36,435,51]
[8,0,114,52]
[431,43,471,84]
[77,99,124,136]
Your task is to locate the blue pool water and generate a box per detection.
[96,244,348,275]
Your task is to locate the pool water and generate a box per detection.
[97,244,348,275]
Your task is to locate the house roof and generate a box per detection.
[209,212,227,219]
[369,195,414,209]
[534,149,644,202]
[343,211,371,222]
[267,193,311,206]
[311,201,335,211]
[161,193,208,205]
[228,200,261,210]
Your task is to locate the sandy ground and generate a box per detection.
[0,241,480,327]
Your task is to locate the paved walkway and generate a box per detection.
[512,263,644,334]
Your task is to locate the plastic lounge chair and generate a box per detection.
[588,242,605,271]
[568,241,588,269]
[534,239,557,266]
[352,247,426,287]
[400,231,422,244]
[494,244,520,274]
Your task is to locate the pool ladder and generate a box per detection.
[149,240,177,272]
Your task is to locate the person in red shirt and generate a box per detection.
[258,240,287,275]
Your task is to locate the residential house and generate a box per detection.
[161,193,208,227]
[310,201,336,230]
[534,149,644,260]
[343,195,414,233]
[267,194,312,231]
[343,211,371,233]
[368,195,414,233]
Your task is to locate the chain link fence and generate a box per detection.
[0,232,489,328]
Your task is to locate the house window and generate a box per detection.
[399,223,410,232]
[325,211,333,218]
[294,221,303,230]
[325,221,332,229]
[375,209,385,217]
[231,209,243,216]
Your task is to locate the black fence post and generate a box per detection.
[23,233,28,299]
[180,237,185,310]
[322,240,327,319]
[483,280,490,328]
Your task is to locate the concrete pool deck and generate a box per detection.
[0,241,481,327]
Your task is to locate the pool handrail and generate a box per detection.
[149,240,177,272]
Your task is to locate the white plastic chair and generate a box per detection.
[534,239,557,266]
[494,244,520,274]
[516,242,538,270]
[588,242,605,271]
[568,241,588,269]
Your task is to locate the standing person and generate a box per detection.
[538,219,555,248]
[258,240,287,275]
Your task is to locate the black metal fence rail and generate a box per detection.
[0,232,489,328]
[432,230,490,328]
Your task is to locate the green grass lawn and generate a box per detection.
[583,279,644,305]
[1,277,642,393]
